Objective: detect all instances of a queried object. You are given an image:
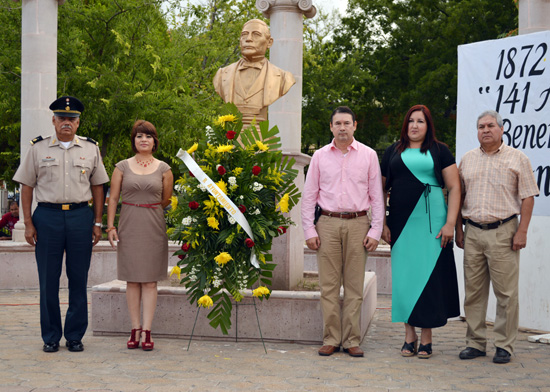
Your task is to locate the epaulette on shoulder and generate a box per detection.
[30,136,44,145]
[85,137,98,146]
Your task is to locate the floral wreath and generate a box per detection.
[167,104,300,334]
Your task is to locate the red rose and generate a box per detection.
[217,165,226,176]
[252,165,261,176]
[239,204,246,213]
[226,130,236,140]
[181,243,190,252]
[245,238,255,248]
[178,254,185,260]
[277,226,287,234]
[189,201,199,210]
[189,171,195,178]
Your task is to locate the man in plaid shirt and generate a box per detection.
[456,110,539,364]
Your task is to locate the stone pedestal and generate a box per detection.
[271,152,310,290]
[256,0,316,290]
[91,272,377,345]
[519,0,550,35]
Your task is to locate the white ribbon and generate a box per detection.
[176,149,260,268]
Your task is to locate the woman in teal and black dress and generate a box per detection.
[381,105,460,359]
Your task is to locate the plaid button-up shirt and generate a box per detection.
[459,143,539,224]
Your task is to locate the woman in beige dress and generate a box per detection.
[107,120,173,351]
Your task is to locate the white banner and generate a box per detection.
[457,31,550,216]
[176,149,260,268]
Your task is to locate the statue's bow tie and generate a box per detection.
[239,61,263,70]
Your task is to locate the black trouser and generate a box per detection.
[33,205,93,344]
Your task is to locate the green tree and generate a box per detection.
[0,0,263,185]
[302,0,518,153]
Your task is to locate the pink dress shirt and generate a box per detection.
[301,138,385,241]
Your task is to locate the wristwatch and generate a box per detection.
[94,222,102,227]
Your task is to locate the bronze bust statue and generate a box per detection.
[213,19,296,125]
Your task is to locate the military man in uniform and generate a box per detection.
[213,19,295,125]
[13,96,109,353]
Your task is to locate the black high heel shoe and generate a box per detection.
[401,339,418,357]
[418,343,432,359]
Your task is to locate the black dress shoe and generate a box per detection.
[493,347,511,364]
[66,340,84,352]
[459,347,486,360]
[43,342,59,353]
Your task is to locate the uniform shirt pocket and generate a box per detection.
[73,159,93,183]
[39,158,60,182]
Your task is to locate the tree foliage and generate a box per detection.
[302,0,518,153]
[0,0,262,186]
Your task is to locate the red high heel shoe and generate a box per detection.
[127,328,142,349]
[141,330,154,351]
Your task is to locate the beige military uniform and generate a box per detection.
[13,134,109,203]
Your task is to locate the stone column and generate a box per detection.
[519,0,550,35]
[256,0,316,290]
[12,0,62,242]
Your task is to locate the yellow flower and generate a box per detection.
[214,251,233,266]
[170,196,178,211]
[216,179,227,195]
[187,143,198,154]
[255,140,268,151]
[252,286,271,298]
[259,254,266,264]
[170,266,181,280]
[215,114,237,128]
[216,144,234,153]
[277,193,290,213]
[233,167,243,175]
[198,295,214,308]
[207,217,220,230]
[166,227,174,235]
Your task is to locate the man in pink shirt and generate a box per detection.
[302,106,384,357]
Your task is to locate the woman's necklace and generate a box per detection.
[136,157,154,167]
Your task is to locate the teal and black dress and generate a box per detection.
[381,142,459,328]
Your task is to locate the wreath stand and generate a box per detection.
[187,297,267,354]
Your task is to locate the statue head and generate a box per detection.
[240,19,273,62]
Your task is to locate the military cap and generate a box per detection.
[49,96,84,117]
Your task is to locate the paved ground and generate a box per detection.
[1,289,549,392]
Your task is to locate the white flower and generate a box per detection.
[228,176,237,186]
[213,279,222,288]
[228,216,236,225]
[251,208,261,215]
[198,183,207,192]
[205,125,215,143]
[240,195,244,200]
[174,184,184,193]
[181,216,193,225]
[252,182,263,192]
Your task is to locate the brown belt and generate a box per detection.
[320,210,367,219]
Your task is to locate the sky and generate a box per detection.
[313,0,348,15]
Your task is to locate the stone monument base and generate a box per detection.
[91,272,377,345]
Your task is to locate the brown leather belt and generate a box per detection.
[465,215,516,230]
[320,210,367,219]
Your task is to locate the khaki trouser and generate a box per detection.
[463,217,519,354]
[316,214,369,348]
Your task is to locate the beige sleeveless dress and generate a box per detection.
[116,159,170,282]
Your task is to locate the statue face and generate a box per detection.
[240,21,273,61]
